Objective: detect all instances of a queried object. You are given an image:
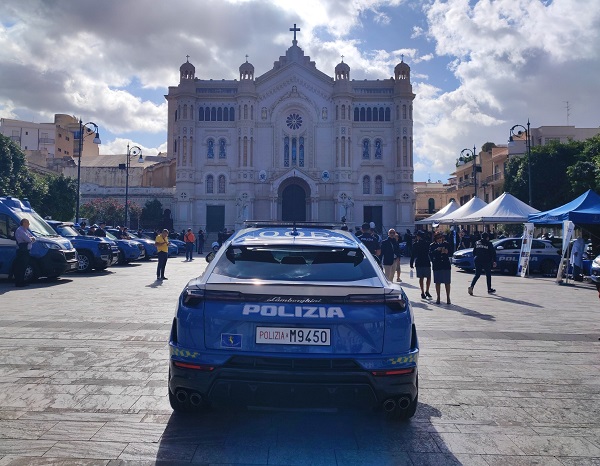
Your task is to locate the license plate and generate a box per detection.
[256,327,330,346]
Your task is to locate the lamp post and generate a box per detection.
[509,120,532,206]
[75,120,101,223]
[119,144,143,228]
[458,145,480,198]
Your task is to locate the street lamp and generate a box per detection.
[509,120,532,206]
[75,120,101,223]
[119,143,143,228]
[457,145,480,198]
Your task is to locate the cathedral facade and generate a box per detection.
[167,29,415,234]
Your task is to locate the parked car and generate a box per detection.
[168,223,419,420]
[124,231,158,260]
[170,238,187,255]
[0,197,78,282]
[47,221,118,273]
[104,231,145,264]
[452,237,561,275]
[590,254,600,284]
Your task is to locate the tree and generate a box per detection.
[39,175,78,221]
[0,134,29,197]
[141,199,163,229]
[481,142,497,153]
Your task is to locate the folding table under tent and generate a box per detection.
[415,199,459,225]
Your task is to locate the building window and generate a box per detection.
[219,138,226,158]
[299,136,304,167]
[428,198,435,213]
[284,137,290,167]
[379,107,384,121]
[199,107,204,121]
[244,105,248,119]
[354,107,359,121]
[342,105,346,119]
[402,105,407,119]
[218,175,226,194]
[217,107,223,121]
[291,137,297,165]
[363,175,371,194]
[375,175,383,194]
[362,139,370,159]
[207,138,215,159]
[286,113,302,130]
[230,107,235,121]
[206,175,214,194]
[385,107,391,121]
[375,139,382,159]
[183,104,188,119]
[402,137,408,166]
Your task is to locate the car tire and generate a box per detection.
[117,251,126,265]
[23,261,39,283]
[77,251,94,273]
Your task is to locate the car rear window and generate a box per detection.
[212,246,378,281]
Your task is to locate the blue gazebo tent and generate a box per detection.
[527,190,600,224]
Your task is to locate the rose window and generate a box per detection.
[286,113,302,130]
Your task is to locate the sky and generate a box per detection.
[1,0,599,184]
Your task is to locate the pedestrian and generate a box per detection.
[468,232,497,295]
[393,231,402,281]
[95,222,107,237]
[155,228,170,280]
[184,228,195,261]
[403,229,413,257]
[410,230,432,299]
[380,229,400,282]
[13,218,36,287]
[429,231,453,305]
[358,222,381,257]
[197,229,205,254]
[570,234,587,282]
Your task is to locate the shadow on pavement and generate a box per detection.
[0,277,73,295]
[154,402,462,465]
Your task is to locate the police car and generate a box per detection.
[168,223,419,420]
[452,237,561,275]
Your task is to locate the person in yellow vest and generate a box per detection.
[155,229,170,280]
[184,228,196,261]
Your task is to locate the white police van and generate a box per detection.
[0,197,78,283]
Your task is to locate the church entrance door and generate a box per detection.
[363,206,383,233]
[206,205,225,233]
[281,184,307,221]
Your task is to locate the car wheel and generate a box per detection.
[117,251,126,265]
[540,259,557,276]
[77,251,93,273]
[23,261,39,283]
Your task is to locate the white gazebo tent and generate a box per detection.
[415,200,459,225]
[456,192,539,224]
[437,197,488,224]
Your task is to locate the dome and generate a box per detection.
[180,56,195,82]
[394,60,410,81]
[239,58,254,80]
[335,58,350,81]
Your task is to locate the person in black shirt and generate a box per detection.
[410,230,432,299]
[429,232,453,305]
[358,222,381,256]
[380,229,401,281]
[468,232,497,295]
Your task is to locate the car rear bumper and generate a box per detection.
[168,355,418,408]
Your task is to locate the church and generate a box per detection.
[166,25,415,234]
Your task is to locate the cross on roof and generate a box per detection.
[186,54,190,62]
[341,55,344,62]
[290,23,300,43]
[245,54,249,62]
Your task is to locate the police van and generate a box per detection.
[169,223,419,420]
[0,197,78,283]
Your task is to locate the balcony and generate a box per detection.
[39,138,55,144]
[483,172,504,184]
[458,179,475,189]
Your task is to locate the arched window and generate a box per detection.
[199,107,204,121]
[218,175,226,194]
[396,105,399,120]
[342,105,346,120]
[354,107,359,121]
[244,104,248,119]
[224,107,229,121]
[207,138,215,159]
[218,138,226,158]
[379,108,384,121]
[250,105,254,120]
[205,107,210,121]
[375,175,383,194]
[373,107,378,121]
[366,107,372,121]
[173,139,177,153]
[375,139,382,159]
[385,107,391,121]
[206,175,214,194]
[230,107,235,121]
[362,139,370,159]
[217,107,223,121]
[299,136,304,167]
[284,137,290,167]
[210,107,216,121]
[363,175,371,194]
[183,105,188,119]
[174,110,178,121]
[402,136,408,166]
[360,107,366,121]
[402,105,407,119]
[409,105,413,119]
[291,137,297,165]
[428,198,435,213]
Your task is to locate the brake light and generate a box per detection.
[371,368,414,376]
[173,361,215,371]
[183,289,205,306]
[384,293,407,313]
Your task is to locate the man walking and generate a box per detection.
[358,222,381,257]
[14,218,36,287]
[380,229,401,281]
[184,228,195,261]
[410,230,432,299]
[468,232,497,295]
[155,229,170,280]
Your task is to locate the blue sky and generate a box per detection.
[1,0,599,184]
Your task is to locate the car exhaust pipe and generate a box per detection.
[397,396,411,410]
[175,389,188,404]
[383,399,397,412]
[189,392,203,407]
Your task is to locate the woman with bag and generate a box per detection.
[429,231,453,305]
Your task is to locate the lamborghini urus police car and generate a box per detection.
[168,223,419,420]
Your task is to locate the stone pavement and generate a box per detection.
[0,254,598,465]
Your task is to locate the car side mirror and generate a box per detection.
[206,251,216,263]
[496,246,504,250]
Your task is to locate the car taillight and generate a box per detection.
[173,361,215,371]
[371,368,414,376]
[183,289,205,306]
[345,293,406,313]
[384,293,407,313]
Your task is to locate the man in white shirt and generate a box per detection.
[14,218,36,287]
